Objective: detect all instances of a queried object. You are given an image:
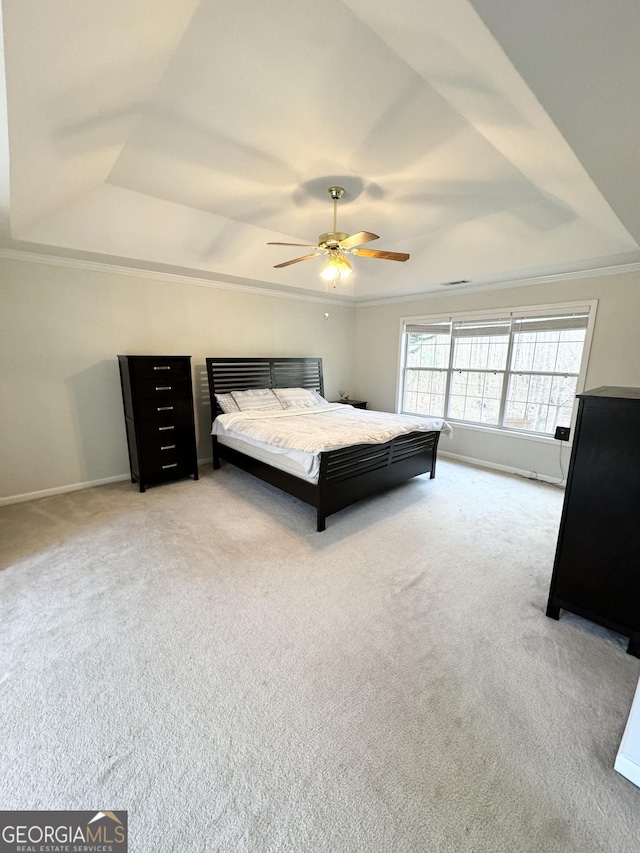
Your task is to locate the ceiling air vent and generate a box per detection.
[439,279,471,287]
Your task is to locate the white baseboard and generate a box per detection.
[439,450,566,487]
[0,457,214,507]
[1,452,560,507]
[0,473,132,506]
[615,678,640,789]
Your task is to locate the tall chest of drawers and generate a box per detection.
[546,387,640,656]
[118,355,199,492]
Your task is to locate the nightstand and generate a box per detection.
[332,399,367,409]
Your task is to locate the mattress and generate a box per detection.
[213,403,451,482]
[214,403,450,449]
[216,434,319,482]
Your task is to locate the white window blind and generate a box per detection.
[401,306,592,436]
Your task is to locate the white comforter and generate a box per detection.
[212,403,451,454]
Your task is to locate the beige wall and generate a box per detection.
[3,254,639,501]
[353,270,640,479]
[0,256,355,501]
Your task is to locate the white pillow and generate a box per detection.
[311,390,331,406]
[274,387,330,409]
[230,388,284,411]
[215,393,240,414]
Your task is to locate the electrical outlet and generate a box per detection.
[554,426,571,441]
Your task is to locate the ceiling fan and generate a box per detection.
[268,186,410,284]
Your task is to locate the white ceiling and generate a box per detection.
[1,0,639,302]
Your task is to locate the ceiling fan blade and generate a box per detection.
[274,253,319,269]
[339,231,380,249]
[352,248,410,262]
[267,242,318,247]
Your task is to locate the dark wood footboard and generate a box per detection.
[316,431,439,530]
[213,430,440,531]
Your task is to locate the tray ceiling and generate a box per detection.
[1,0,638,301]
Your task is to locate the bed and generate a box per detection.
[205,357,449,531]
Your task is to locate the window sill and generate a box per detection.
[443,420,572,446]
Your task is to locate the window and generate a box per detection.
[400,304,593,437]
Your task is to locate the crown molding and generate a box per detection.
[2,245,639,309]
[355,261,640,307]
[0,247,355,307]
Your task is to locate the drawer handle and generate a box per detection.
[158,425,175,431]
[155,386,172,391]
[157,406,174,412]
[153,366,171,371]
[160,444,176,451]
[162,463,178,469]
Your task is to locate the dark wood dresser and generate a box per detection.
[546,386,640,656]
[118,355,199,492]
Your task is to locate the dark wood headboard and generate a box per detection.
[205,357,324,418]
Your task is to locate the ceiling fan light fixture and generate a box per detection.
[321,251,353,284]
[320,259,340,283]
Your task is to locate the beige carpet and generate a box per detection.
[1,459,639,852]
